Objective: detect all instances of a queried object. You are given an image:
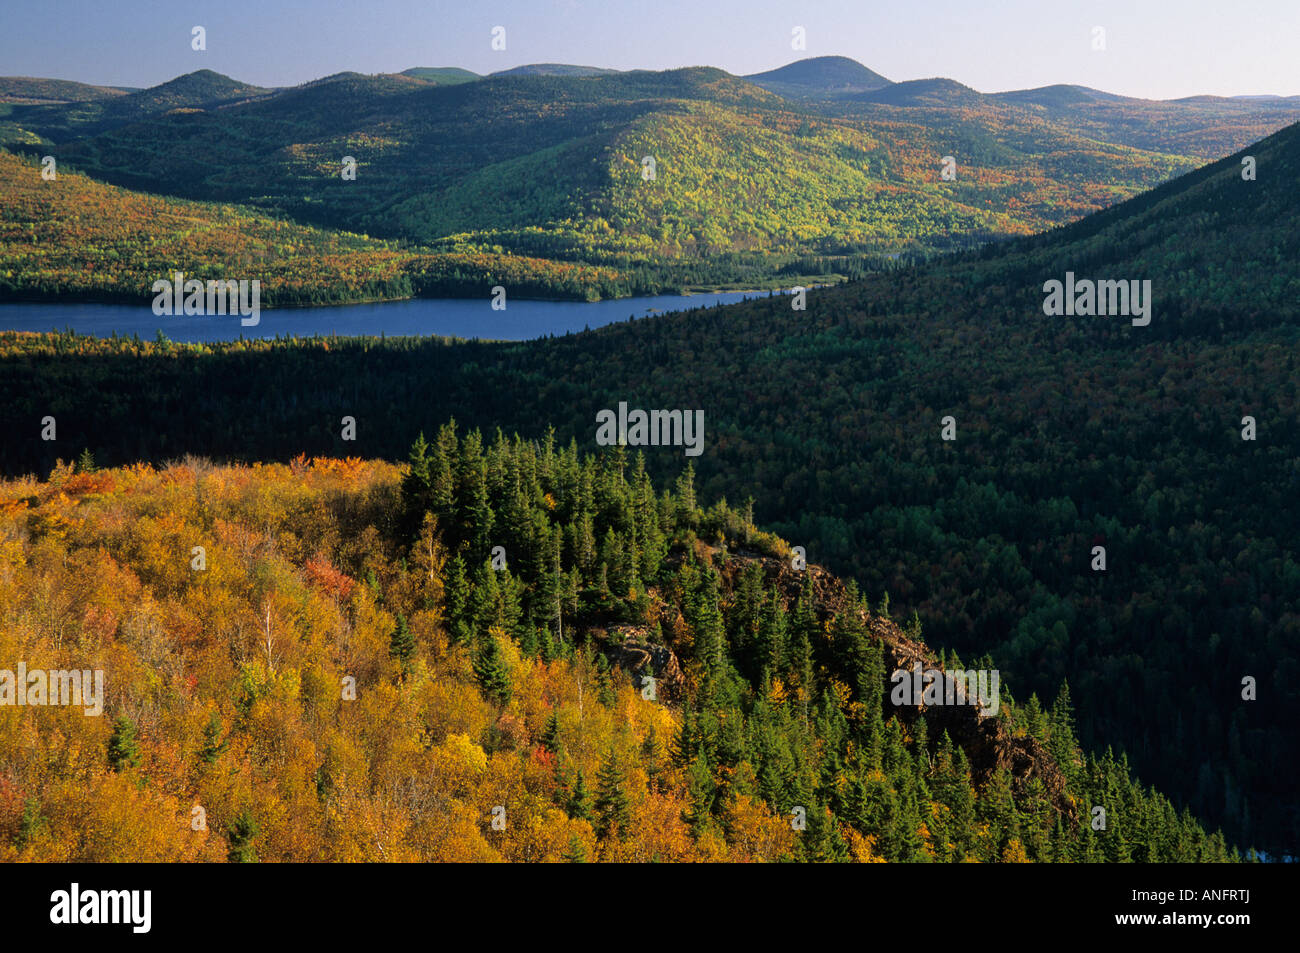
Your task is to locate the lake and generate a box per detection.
[0,291,777,343]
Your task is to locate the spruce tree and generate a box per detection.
[805,802,852,863]
[431,422,458,517]
[595,655,616,707]
[15,797,44,848]
[107,716,140,772]
[444,554,472,644]
[469,559,502,635]
[473,633,512,706]
[498,571,526,645]
[675,462,698,525]
[687,565,727,692]
[458,430,494,562]
[641,725,666,793]
[683,754,715,838]
[537,526,563,642]
[567,770,593,822]
[979,765,1021,857]
[400,432,432,536]
[1049,680,1080,774]
[389,612,415,671]
[759,593,788,679]
[199,710,226,764]
[541,711,563,755]
[227,808,259,863]
[912,714,930,768]
[562,834,587,863]
[729,563,765,676]
[594,748,631,839]
[1022,693,1047,739]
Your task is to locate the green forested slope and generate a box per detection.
[8,61,1293,294]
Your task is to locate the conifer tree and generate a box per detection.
[1049,680,1080,773]
[1022,693,1047,739]
[729,563,765,676]
[498,570,525,644]
[897,785,929,862]
[805,803,851,863]
[642,725,667,793]
[15,797,44,849]
[567,771,593,822]
[594,748,631,839]
[912,715,930,768]
[684,754,716,838]
[688,565,727,687]
[199,710,226,765]
[107,716,140,772]
[400,431,432,537]
[457,430,494,561]
[227,808,259,863]
[536,526,563,641]
[469,559,502,635]
[671,710,697,768]
[562,835,587,863]
[675,462,698,525]
[474,632,512,706]
[541,711,563,756]
[389,612,415,671]
[1049,817,1073,862]
[930,732,976,848]
[979,765,1022,857]
[431,421,458,516]
[444,553,472,644]
[595,655,616,707]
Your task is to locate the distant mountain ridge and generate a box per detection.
[990,84,1130,107]
[0,77,130,103]
[399,67,481,84]
[0,68,271,139]
[856,77,983,107]
[744,55,892,96]
[491,63,622,78]
[7,58,1295,107]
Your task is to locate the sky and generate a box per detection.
[3,0,1298,99]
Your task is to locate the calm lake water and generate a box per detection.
[0,291,774,343]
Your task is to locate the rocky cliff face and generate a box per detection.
[595,543,1075,824]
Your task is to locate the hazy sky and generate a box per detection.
[3,0,1298,99]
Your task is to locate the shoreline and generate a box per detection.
[0,282,822,313]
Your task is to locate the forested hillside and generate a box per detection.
[744,56,893,97]
[6,59,1297,300]
[0,434,1238,861]
[986,84,1300,160]
[0,151,626,304]
[3,118,1295,855]
[0,78,131,105]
